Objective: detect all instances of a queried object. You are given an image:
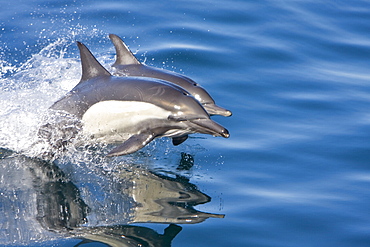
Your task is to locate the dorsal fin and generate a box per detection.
[76,41,111,82]
[109,34,141,66]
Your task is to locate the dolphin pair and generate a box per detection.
[48,41,229,156]
[109,34,232,117]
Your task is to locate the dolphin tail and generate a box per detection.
[203,104,232,117]
[76,42,111,82]
[109,34,141,66]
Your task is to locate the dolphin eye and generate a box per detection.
[183,92,189,96]
[188,79,198,86]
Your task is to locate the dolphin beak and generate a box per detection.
[203,104,232,117]
[189,119,230,138]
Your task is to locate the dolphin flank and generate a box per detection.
[47,41,229,156]
[109,34,232,117]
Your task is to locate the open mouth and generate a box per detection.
[188,118,230,138]
[203,104,232,117]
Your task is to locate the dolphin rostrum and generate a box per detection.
[108,34,232,117]
[48,41,229,156]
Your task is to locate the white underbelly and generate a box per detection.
[81,100,171,143]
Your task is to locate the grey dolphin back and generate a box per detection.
[52,41,212,121]
[108,34,232,117]
[109,34,141,66]
[76,41,111,82]
[51,41,113,116]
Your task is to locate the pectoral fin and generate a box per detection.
[172,135,188,146]
[107,133,155,156]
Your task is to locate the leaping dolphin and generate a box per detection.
[108,34,232,117]
[48,41,229,156]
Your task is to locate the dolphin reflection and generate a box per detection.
[75,224,182,247]
[0,148,224,246]
[120,166,224,224]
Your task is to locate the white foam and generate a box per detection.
[0,38,81,155]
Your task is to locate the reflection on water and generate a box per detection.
[0,148,223,246]
[120,164,224,225]
[76,224,182,247]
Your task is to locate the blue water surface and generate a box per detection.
[1,1,370,246]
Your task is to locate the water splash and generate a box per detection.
[0,34,83,156]
[0,27,210,167]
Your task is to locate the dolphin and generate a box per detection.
[49,41,229,156]
[108,34,232,117]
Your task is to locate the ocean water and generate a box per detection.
[1,0,370,246]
